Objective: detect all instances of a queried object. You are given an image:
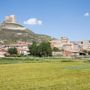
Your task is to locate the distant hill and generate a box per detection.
[0,22,51,44]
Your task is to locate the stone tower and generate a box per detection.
[5,15,16,23]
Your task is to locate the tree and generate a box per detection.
[28,42,37,56]
[53,47,60,52]
[8,47,18,56]
[39,42,52,57]
[29,42,52,57]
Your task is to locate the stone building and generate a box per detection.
[50,37,81,56]
[1,15,26,30]
[5,15,16,23]
[76,40,90,51]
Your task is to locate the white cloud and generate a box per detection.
[84,12,90,16]
[24,18,42,25]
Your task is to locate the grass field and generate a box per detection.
[0,58,90,90]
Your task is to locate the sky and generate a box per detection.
[0,0,90,41]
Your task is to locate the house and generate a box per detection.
[4,41,32,56]
[0,48,7,57]
[14,41,32,55]
[50,37,81,56]
[76,40,90,51]
[63,42,81,56]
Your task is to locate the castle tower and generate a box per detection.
[5,15,16,23]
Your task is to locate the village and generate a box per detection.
[0,15,90,57]
[0,36,90,57]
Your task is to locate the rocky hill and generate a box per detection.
[0,22,51,44]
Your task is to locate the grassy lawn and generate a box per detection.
[0,58,90,90]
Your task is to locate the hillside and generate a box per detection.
[0,22,51,44]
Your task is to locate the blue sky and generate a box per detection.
[0,0,90,40]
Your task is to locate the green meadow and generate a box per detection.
[0,57,90,90]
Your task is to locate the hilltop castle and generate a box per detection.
[5,15,16,23]
[1,15,26,30]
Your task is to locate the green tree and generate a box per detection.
[53,47,60,52]
[8,47,18,56]
[42,42,52,56]
[28,42,37,56]
[29,42,52,57]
